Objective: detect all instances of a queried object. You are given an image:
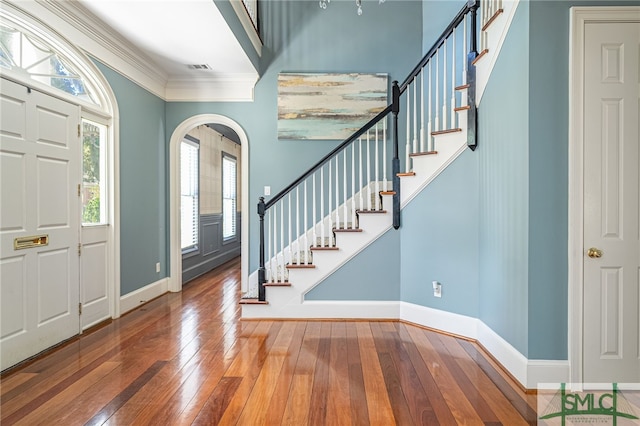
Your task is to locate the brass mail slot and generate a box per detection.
[14,234,49,250]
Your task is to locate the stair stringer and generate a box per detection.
[242,119,469,319]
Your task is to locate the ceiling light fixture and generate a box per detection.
[319,0,385,16]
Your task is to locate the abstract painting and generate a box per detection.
[277,73,388,140]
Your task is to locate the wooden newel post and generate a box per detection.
[391,80,401,230]
[257,197,266,301]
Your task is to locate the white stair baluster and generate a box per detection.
[295,188,299,264]
[335,157,340,229]
[428,60,433,152]
[406,88,411,170]
[375,124,380,210]
[435,50,440,133]
[328,160,332,233]
[288,194,292,264]
[267,210,272,282]
[367,132,372,210]
[351,144,355,223]
[320,166,325,247]
[420,71,426,152]
[304,180,308,264]
[413,79,418,155]
[463,15,468,86]
[383,120,388,192]
[343,151,347,228]
[312,173,317,248]
[451,29,456,129]
[359,137,363,210]
[443,38,448,130]
[280,200,284,274]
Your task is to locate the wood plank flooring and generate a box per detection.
[1,257,538,425]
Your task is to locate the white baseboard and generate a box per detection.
[242,300,400,319]
[399,302,569,389]
[120,278,169,315]
[399,301,479,338]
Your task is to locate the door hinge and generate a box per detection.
[78,303,82,315]
[78,243,82,256]
[77,183,81,197]
[78,124,81,138]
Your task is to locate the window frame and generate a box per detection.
[180,135,200,255]
[221,152,237,243]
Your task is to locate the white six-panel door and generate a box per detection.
[0,78,81,370]
[583,22,640,382]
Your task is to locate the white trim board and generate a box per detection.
[568,6,640,385]
[399,302,569,389]
[120,278,169,315]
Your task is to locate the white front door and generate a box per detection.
[583,21,640,382]
[0,78,81,370]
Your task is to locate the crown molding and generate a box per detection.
[31,0,168,99]
[165,74,258,102]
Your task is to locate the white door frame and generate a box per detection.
[169,114,249,293]
[568,5,640,385]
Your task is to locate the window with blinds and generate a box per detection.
[222,153,237,240]
[181,138,199,251]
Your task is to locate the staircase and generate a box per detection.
[241,0,517,318]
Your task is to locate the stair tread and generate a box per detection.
[397,172,416,177]
[356,209,387,214]
[432,128,462,136]
[286,263,315,269]
[472,49,489,65]
[239,298,268,305]
[310,246,339,251]
[455,84,470,91]
[333,228,363,232]
[481,8,504,32]
[264,281,292,286]
[410,151,438,157]
[454,105,471,112]
[380,191,396,195]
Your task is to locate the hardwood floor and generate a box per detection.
[1,257,537,425]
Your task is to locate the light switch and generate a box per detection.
[264,186,271,196]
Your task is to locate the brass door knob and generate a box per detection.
[587,247,603,258]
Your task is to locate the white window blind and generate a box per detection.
[181,139,199,250]
[222,154,237,240]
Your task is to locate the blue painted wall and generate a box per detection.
[94,61,168,296]
[401,150,479,317]
[306,229,400,300]
[477,2,530,356]
[165,0,423,273]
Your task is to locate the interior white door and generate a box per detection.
[0,78,81,370]
[583,22,640,382]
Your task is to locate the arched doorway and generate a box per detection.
[169,115,249,293]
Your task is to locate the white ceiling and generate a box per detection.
[77,0,257,80]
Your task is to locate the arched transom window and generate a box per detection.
[0,24,98,105]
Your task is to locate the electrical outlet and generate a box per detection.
[432,281,442,298]
[156,262,161,273]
